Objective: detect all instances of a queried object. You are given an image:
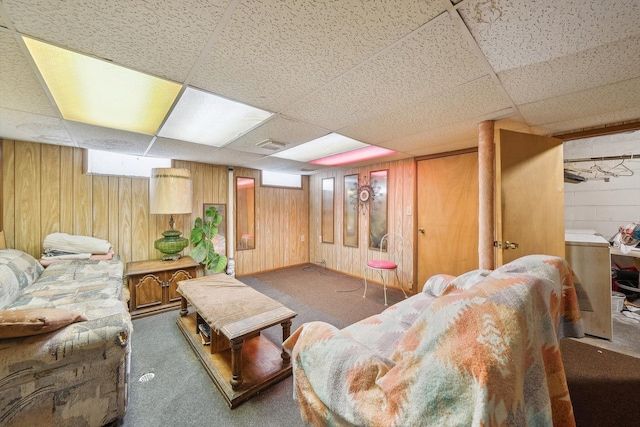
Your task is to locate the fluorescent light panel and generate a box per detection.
[23,37,181,135]
[158,87,273,147]
[273,133,367,162]
[310,145,397,166]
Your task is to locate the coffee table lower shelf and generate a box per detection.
[176,312,292,408]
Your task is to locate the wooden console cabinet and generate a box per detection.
[126,257,200,318]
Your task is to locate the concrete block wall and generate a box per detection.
[564,129,640,239]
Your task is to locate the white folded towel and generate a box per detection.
[43,233,112,255]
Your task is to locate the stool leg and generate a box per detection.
[383,273,388,306]
[363,267,369,299]
[395,269,408,299]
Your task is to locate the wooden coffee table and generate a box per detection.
[175,275,297,408]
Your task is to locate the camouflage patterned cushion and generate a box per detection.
[0,249,44,309]
[7,258,126,320]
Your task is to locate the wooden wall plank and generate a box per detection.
[2,140,16,248]
[108,176,120,252]
[92,175,109,240]
[59,146,74,234]
[15,142,40,254]
[203,165,214,204]
[131,178,149,261]
[40,144,60,243]
[73,149,92,236]
[118,177,132,264]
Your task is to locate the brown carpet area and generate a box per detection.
[254,264,640,426]
[561,339,640,426]
[249,264,407,325]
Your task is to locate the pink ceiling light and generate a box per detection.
[310,145,396,166]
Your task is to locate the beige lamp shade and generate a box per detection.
[149,168,192,214]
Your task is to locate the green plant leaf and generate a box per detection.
[190,227,204,244]
[209,254,228,273]
[188,244,207,264]
[203,221,217,240]
[211,211,222,227]
[204,206,217,218]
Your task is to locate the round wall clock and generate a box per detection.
[356,181,376,214]
[359,187,371,203]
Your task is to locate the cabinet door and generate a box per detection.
[133,273,164,310]
[166,268,196,303]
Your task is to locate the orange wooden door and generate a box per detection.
[416,152,479,291]
[495,129,565,265]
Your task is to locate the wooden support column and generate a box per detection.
[226,167,235,276]
[478,121,495,270]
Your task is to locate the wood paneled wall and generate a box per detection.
[309,159,417,292]
[1,140,309,275]
[231,167,309,275]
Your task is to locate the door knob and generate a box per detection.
[493,241,519,249]
[418,228,425,234]
[504,240,519,250]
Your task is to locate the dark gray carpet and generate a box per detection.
[123,265,637,426]
[122,265,402,426]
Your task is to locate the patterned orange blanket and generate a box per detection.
[284,255,584,426]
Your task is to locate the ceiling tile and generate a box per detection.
[0,108,72,145]
[341,76,511,145]
[519,77,640,127]
[282,12,488,131]
[224,114,329,155]
[148,137,231,163]
[66,121,153,155]
[0,31,57,116]
[192,147,267,168]
[248,156,320,174]
[460,0,640,72]
[531,105,640,137]
[500,35,640,105]
[386,120,479,154]
[384,115,531,156]
[190,0,446,112]
[3,0,228,82]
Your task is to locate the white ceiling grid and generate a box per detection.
[0,0,638,173]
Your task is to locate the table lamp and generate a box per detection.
[149,167,192,260]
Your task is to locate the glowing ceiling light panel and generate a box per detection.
[310,145,397,166]
[273,133,367,162]
[23,37,181,135]
[158,87,273,147]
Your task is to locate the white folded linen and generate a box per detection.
[43,233,112,255]
[42,252,92,260]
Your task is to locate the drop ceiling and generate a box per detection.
[1,0,639,174]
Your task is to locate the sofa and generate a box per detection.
[284,254,585,427]
[0,248,132,426]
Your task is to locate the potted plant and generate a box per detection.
[189,205,228,274]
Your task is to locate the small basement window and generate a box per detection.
[85,150,171,178]
[261,170,302,188]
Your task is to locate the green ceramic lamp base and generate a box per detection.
[154,229,189,261]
